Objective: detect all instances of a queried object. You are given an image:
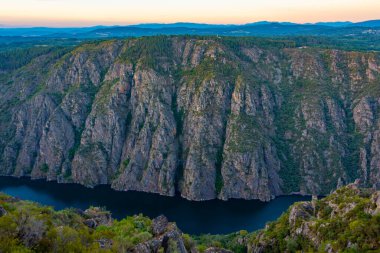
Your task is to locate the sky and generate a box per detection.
[0,0,379,27]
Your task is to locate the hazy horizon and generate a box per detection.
[1,0,379,28]
[0,19,379,29]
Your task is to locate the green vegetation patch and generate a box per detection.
[226,113,264,153]
[119,36,173,72]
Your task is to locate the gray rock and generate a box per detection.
[96,238,113,249]
[152,215,169,236]
[83,218,97,229]
[2,37,380,201]
[134,222,187,253]
[83,207,113,227]
[288,202,314,228]
[0,206,7,217]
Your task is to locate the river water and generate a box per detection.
[0,176,310,234]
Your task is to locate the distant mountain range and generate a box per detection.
[0,20,379,38]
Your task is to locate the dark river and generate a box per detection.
[0,176,310,234]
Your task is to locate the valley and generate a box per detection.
[1,36,380,201]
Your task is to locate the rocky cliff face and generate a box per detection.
[1,36,380,201]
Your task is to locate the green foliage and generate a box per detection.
[0,194,155,253]
[40,164,49,173]
[182,233,196,250]
[215,136,225,195]
[285,35,380,52]
[0,46,56,71]
[220,37,296,54]
[215,172,224,195]
[180,56,239,92]
[122,159,130,168]
[94,79,120,115]
[250,186,380,252]
[119,36,173,72]
[192,232,247,253]
[226,114,263,153]
[94,214,152,251]
[0,186,379,252]
[63,169,72,180]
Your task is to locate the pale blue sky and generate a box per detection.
[1,0,379,27]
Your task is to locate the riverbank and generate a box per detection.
[0,176,309,234]
[0,182,379,252]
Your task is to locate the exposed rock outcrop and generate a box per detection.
[0,206,6,217]
[1,37,380,201]
[249,185,380,253]
[83,207,113,228]
[134,215,188,253]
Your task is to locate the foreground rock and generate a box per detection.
[83,207,113,228]
[249,184,380,252]
[133,226,187,253]
[133,215,188,253]
[0,206,6,217]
